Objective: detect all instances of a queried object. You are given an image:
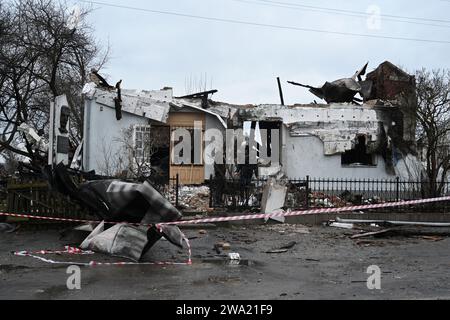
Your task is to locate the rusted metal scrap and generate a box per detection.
[44,164,184,261]
[288,62,372,104]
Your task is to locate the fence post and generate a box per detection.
[396,177,400,202]
[209,174,214,209]
[175,174,179,208]
[305,176,310,209]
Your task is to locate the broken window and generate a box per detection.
[246,121,281,161]
[133,125,152,164]
[341,136,376,166]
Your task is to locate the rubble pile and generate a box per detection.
[176,186,211,212]
[310,192,350,208]
[310,192,384,208]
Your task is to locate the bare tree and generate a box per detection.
[184,73,213,95]
[96,136,127,178]
[415,68,450,196]
[115,126,158,180]
[0,0,108,168]
[96,126,160,180]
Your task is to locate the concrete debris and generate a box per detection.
[169,186,211,213]
[228,253,241,261]
[328,222,354,230]
[261,179,288,223]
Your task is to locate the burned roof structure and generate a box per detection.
[288,62,373,104]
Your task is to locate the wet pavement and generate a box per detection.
[1,223,449,300]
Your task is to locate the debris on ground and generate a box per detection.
[278,241,297,250]
[0,223,18,233]
[421,236,445,242]
[266,241,297,254]
[213,243,222,254]
[228,253,241,261]
[168,186,211,213]
[80,222,149,262]
[350,228,396,239]
[327,222,354,229]
[329,217,450,241]
[310,192,384,208]
[261,224,310,235]
[214,242,231,252]
[44,163,184,261]
[266,249,289,254]
[261,179,288,223]
[336,217,450,228]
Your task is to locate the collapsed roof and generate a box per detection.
[288,62,372,104]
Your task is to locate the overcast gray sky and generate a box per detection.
[71,0,450,104]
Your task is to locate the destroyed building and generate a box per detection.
[81,61,422,185]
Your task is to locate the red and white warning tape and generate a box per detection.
[13,237,192,267]
[17,246,94,256]
[161,195,450,226]
[2,196,450,228]
[3,195,450,267]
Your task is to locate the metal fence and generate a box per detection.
[5,179,91,220]
[209,176,450,212]
[156,174,180,209]
[3,174,181,222]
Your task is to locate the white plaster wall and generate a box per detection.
[84,101,224,180]
[283,130,394,180]
[83,99,148,175]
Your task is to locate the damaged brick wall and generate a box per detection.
[366,61,418,146]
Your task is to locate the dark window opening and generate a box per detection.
[248,121,281,161]
[341,136,375,166]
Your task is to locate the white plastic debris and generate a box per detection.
[228,253,241,261]
[329,222,354,229]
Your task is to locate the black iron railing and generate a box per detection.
[209,176,450,212]
[4,174,181,221]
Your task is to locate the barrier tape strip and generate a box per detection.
[160,195,450,226]
[2,196,450,228]
[13,236,192,267]
[4,195,450,267]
